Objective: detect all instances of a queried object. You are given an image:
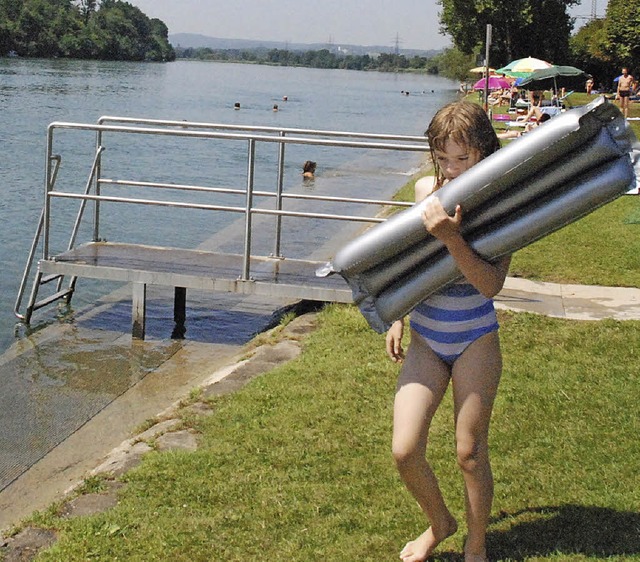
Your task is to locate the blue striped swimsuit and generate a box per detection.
[409,281,499,366]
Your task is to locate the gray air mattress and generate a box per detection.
[317,97,640,333]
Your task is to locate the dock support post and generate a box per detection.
[132,282,146,340]
[172,286,186,339]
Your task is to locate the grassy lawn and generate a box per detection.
[7,91,640,562]
[24,306,640,561]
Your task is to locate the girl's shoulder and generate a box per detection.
[414,175,438,202]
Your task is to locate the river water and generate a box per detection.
[0,59,459,494]
[1,58,458,354]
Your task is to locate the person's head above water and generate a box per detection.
[302,160,317,176]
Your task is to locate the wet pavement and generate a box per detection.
[0,288,300,532]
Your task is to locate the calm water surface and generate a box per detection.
[1,59,458,354]
[0,59,459,493]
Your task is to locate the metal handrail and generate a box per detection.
[95,179,415,208]
[46,121,429,151]
[44,120,427,256]
[13,155,61,320]
[47,192,393,223]
[67,146,105,252]
[96,115,429,143]
[15,117,429,321]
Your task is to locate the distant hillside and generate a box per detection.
[168,33,440,58]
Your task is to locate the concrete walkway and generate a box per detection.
[498,277,640,320]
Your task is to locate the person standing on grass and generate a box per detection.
[617,67,634,118]
[386,101,511,562]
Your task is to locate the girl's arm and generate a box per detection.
[422,197,511,298]
[384,175,437,362]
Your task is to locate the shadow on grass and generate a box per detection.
[401,505,640,562]
[486,505,640,560]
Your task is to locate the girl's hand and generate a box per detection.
[422,196,463,243]
[386,320,405,363]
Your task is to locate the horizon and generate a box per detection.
[128,0,609,54]
[168,32,442,53]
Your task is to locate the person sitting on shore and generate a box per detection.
[497,107,551,139]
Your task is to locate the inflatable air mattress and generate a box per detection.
[317,97,640,332]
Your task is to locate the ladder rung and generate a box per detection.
[40,273,64,284]
[32,288,73,311]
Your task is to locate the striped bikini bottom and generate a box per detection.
[409,282,499,366]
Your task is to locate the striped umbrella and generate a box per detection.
[496,57,553,79]
[469,66,496,74]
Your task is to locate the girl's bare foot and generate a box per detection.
[399,517,458,562]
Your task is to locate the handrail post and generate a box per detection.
[94,128,103,241]
[43,125,56,260]
[272,131,286,258]
[241,139,256,281]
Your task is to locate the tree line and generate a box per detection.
[0,0,175,61]
[176,46,438,73]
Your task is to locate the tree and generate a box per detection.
[77,0,97,23]
[603,0,640,67]
[147,17,173,61]
[0,0,16,54]
[430,47,476,81]
[439,0,578,66]
[14,0,72,57]
[0,0,173,60]
[570,18,610,86]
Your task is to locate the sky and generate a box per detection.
[127,0,608,52]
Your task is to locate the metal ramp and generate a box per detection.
[15,116,426,339]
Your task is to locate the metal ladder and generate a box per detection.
[14,146,105,323]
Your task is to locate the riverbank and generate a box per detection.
[2,91,639,560]
[3,186,640,560]
[3,282,639,560]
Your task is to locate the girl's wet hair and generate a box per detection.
[426,101,501,186]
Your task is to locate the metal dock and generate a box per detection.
[15,116,428,338]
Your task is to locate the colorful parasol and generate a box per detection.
[473,76,512,90]
[495,57,553,79]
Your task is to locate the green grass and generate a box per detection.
[510,196,640,286]
[25,306,640,561]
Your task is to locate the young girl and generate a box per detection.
[386,101,511,562]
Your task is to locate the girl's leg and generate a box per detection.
[451,331,502,562]
[393,331,458,562]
